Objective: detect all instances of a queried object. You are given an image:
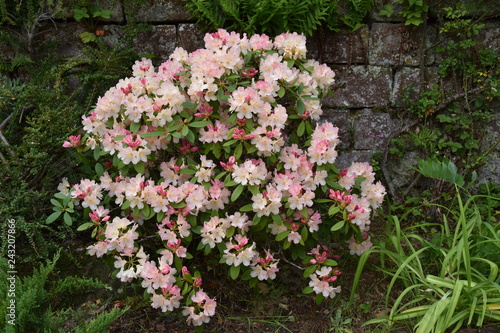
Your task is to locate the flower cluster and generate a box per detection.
[54,29,385,326]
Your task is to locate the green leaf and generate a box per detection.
[63,212,73,226]
[331,220,345,232]
[296,99,305,115]
[240,203,253,212]
[50,199,63,208]
[140,131,165,138]
[230,264,240,280]
[276,231,290,241]
[122,200,131,210]
[324,259,338,266]
[301,226,308,242]
[73,7,89,21]
[182,100,197,109]
[303,285,314,294]
[181,125,189,136]
[188,121,211,128]
[248,185,260,196]
[134,161,145,174]
[46,211,62,224]
[180,168,196,175]
[303,265,317,278]
[114,135,126,141]
[231,184,244,202]
[93,145,102,160]
[278,86,286,98]
[416,156,465,186]
[234,143,243,160]
[95,162,104,177]
[223,139,238,147]
[315,293,324,305]
[77,222,95,231]
[79,31,97,43]
[328,206,341,216]
[297,121,305,136]
[130,121,141,133]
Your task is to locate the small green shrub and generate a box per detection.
[0,252,128,333]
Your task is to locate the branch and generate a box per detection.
[0,113,13,130]
[0,132,15,157]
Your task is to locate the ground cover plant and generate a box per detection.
[50,29,386,328]
[351,159,500,332]
[0,252,128,333]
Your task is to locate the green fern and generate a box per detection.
[182,0,372,36]
[342,0,373,31]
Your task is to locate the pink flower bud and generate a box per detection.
[193,277,203,287]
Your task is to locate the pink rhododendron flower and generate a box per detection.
[57,28,387,327]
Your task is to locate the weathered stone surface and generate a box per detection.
[324,65,392,108]
[369,23,436,66]
[387,151,420,189]
[477,112,500,184]
[134,25,177,61]
[321,109,353,150]
[101,25,126,48]
[477,21,500,53]
[391,67,440,106]
[306,26,369,64]
[392,67,422,106]
[335,150,374,171]
[178,23,206,53]
[126,0,192,23]
[38,22,86,58]
[353,109,402,151]
[392,67,443,106]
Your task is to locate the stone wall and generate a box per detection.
[38,0,500,189]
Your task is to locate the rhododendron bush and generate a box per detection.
[51,29,386,326]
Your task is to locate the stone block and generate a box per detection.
[321,109,353,150]
[391,67,443,107]
[369,23,437,66]
[38,22,86,58]
[476,22,500,53]
[353,109,402,151]
[134,25,177,62]
[387,151,420,189]
[306,26,368,64]
[126,0,192,23]
[100,25,126,48]
[335,150,374,171]
[392,67,422,106]
[323,65,392,108]
[178,24,206,53]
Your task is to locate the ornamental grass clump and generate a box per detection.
[51,29,386,326]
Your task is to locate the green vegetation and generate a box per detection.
[0,0,499,331]
[181,0,374,36]
[352,160,500,332]
[0,252,128,333]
